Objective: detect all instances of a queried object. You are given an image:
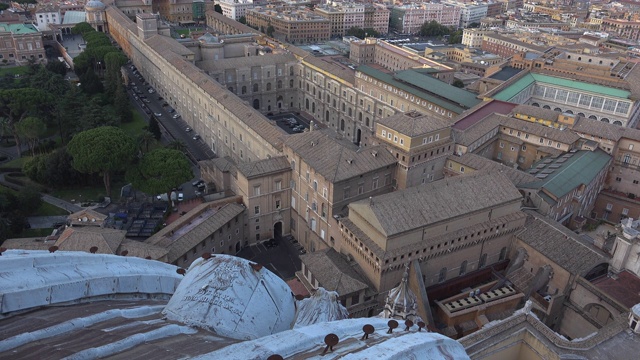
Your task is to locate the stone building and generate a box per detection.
[337,171,526,294]
[283,129,397,254]
[246,6,331,44]
[369,110,454,189]
[389,3,461,34]
[0,23,46,65]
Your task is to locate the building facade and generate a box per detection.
[0,23,46,65]
[389,4,461,34]
[246,6,331,44]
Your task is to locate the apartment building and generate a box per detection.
[369,111,453,189]
[0,23,46,65]
[246,6,331,44]
[314,2,365,37]
[389,3,461,34]
[218,0,258,21]
[350,38,452,73]
[481,33,548,58]
[153,0,203,23]
[601,18,640,42]
[462,28,496,48]
[35,5,61,31]
[444,1,488,28]
[336,171,526,293]
[283,130,397,255]
[363,3,390,36]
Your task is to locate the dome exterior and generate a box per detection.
[294,287,349,328]
[85,0,105,11]
[163,254,296,340]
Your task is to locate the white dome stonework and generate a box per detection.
[85,0,105,11]
[162,255,296,340]
[294,287,349,328]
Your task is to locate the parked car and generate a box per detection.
[154,113,162,117]
[192,179,204,187]
[185,127,192,132]
[173,114,181,119]
[193,134,201,140]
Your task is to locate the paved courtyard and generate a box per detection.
[237,236,302,281]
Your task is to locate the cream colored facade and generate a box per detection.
[314,2,365,38]
[337,171,526,294]
[369,111,454,189]
[246,6,331,44]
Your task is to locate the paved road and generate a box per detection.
[237,236,302,281]
[125,67,215,163]
[41,194,83,213]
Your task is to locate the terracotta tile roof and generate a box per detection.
[349,171,523,237]
[377,111,451,137]
[299,248,369,296]
[448,153,537,186]
[517,211,608,277]
[452,113,504,146]
[284,130,396,182]
[54,227,126,254]
[236,156,290,179]
[500,117,581,145]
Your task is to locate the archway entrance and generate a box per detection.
[356,128,362,146]
[253,99,260,109]
[235,242,240,253]
[273,221,283,240]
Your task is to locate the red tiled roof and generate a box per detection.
[453,100,517,130]
[592,270,640,309]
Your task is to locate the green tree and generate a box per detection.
[46,60,68,76]
[16,186,42,216]
[452,79,465,88]
[67,126,137,197]
[80,67,103,95]
[266,25,275,37]
[72,22,94,36]
[214,4,222,14]
[15,116,46,156]
[56,86,86,143]
[420,20,450,37]
[0,88,52,157]
[127,148,193,204]
[239,16,247,24]
[346,27,380,39]
[0,117,10,145]
[0,4,9,11]
[113,82,132,123]
[137,130,156,153]
[449,29,463,44]
[148,117,162,140]
[167,140,186,152]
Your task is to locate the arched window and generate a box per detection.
[358,113,362,121]
[305,98,309,110]
[253,99,260,109]
[348,108,352,117]
[340,119,345,131]
[289,79,294,88]
[312,102,315,113]
[241,86,247,94]
[438,267,447,283]
[253,83,259,92]
[228,86,234,93]
[325,110,330,122]
[266,83,272,91]
[459,261,467,276]
[543,105,551,109]
[589,115,598,120]
[290,67,294,76]
[613,120,623,126]
[277,80,282,89]
[554,108,562,112]
[365,117,370,127]
[499,247,507,261]
[601,118,610,123]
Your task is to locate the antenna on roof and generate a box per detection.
[89,246,98,254]
[369,196,374,206]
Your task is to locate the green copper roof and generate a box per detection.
[493,73,631,102]
[522,149,611,199]
[357,65,481,114]
[0,23,38,34]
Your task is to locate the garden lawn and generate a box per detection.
[50,182,124,203]
[120,109,148,137]
[0,66,28,77]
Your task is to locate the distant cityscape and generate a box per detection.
[3,0,640,358]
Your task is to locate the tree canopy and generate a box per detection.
[67,126,136,197]
[419,20,451,37]
[127,148,193,201]
[346,27,380,39]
